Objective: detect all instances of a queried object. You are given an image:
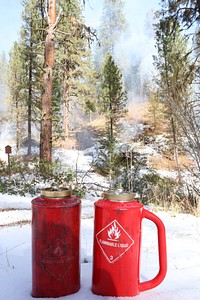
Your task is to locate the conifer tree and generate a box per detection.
[95,0,127,69]
[154,17,194,181]
[38,0,97,158]
[8,42,26,154]
[97,54,127,187]
[146,87,165,132]
[154,1,200,195]
[53,0,97,140]
[20,0,45,156]
[9,0,96,161]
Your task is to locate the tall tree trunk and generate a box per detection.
[16,95,20,157]
[64,77,70,140]
[27,39,33,157]
[40,0,56,162]
[171,116,182,183]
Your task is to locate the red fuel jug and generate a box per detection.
[92,192,167,297]
[32,188,81,298]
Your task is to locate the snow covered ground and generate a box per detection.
[0,143,200,299]
[0,194,200,300]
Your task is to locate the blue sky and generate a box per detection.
[0,0,159,59]
[0,0,23,58]
[84,0,159,29]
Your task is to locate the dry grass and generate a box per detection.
[54,136,77,149]
[89,117,106,131]
[127,102,149,122]
[148,155,193,171]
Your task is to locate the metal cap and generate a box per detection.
[103,191,135,202]
[41,187,71,198]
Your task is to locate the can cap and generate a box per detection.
[41,187,71,198]
[103,191,135,202]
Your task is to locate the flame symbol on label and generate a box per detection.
[53,245,63,256]
[107,221,121,240]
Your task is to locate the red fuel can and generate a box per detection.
[92,192,167,297]
[32,188,81,298]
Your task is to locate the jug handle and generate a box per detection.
[139,209,167,292]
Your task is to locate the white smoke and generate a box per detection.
[113,13,157,104]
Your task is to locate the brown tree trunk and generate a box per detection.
[171,116,182,183]
[16,95,20,157]
[40,0,56,162]
[63,77,70,140]
[27,38,33,157]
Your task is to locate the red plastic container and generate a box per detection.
[32,188,81,298]
[92,192,167,297]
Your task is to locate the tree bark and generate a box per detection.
[27,37,33,157]
[16,95,20,157]
[64,76,70,140]
[40,0,56,162]
[171,116,182,183]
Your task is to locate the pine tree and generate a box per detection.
[8,0,97,161]
[53,0,98,140]
[155,1,200,194]
[8,42,26,154]
[154,17,194,181]
[97,54,127,187]
[20,0,45,156]
[146,87,165,132]
[95,0,127,69]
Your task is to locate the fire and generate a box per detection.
[107,222,121,241]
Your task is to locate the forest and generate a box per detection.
[0,0,200,214]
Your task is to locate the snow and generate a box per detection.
[0,194,200,300]
[0,144,200,299]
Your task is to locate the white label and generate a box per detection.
[96,220,134,264]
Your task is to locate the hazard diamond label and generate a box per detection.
[42,238,75,280]
[96,219,134,264]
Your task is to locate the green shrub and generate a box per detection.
[0,157,76,196]
[123,170,198,213]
